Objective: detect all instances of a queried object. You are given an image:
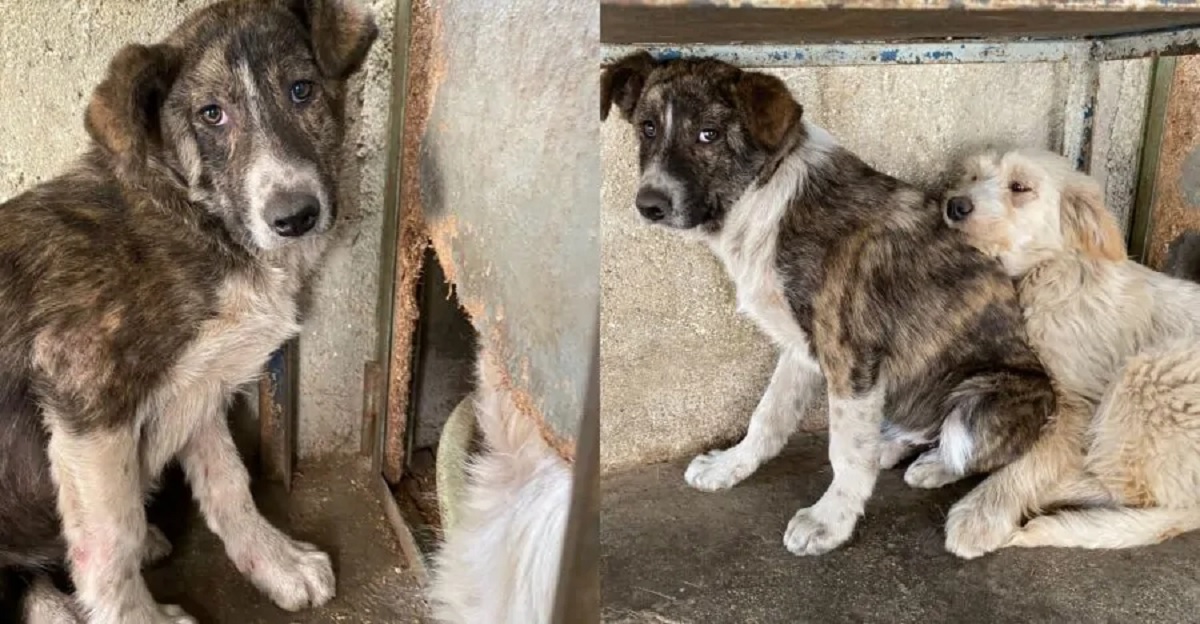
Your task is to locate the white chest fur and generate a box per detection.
[706,128,834,360]
[138,268,302,477]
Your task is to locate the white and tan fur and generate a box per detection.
[943,147,1200,557]
[428,347,573,624]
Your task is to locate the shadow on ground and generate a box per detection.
[145,455,428,624]
[601,434,1200,624]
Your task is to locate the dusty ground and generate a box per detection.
[602,434,1200,624]
[145,455,428,624]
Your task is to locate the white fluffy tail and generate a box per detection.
[1008,507,1200,550]
[428,349,573,624]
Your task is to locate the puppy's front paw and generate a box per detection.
[157,604,199,624]
[235,528,335,612]
[784,507,855,556]
[944,497,1019,559]
[685,448,756,491]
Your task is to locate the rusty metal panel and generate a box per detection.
[1140,55,1200,271]
[401,0,599,454]
[601,1,1200,45]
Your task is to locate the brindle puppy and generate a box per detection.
[0,1,376,622]
[601,52,1055,556]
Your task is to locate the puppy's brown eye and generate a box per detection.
[641,121,656,139]
[290,80,315,104]
[1010,181,1031,193]
[198,105,226,126]
[698,129,720,144]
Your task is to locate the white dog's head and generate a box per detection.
[942,148,1126,277]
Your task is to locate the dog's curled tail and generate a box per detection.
[1008,507,1200,550]
[428,347,573,624]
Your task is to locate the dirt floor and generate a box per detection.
[145,455,429,624]
[601,434,1200,624]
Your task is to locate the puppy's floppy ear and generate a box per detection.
[85,44,181,169]
[734,71,803,154]
[601,51,656,122]
[1059,174,1126,261]
[292,0,379,79]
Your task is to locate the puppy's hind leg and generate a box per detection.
[686,349,821,491]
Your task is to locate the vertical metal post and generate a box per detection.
[551,317,600,624]
[259,339,298,491]
[1063,55,1101,173]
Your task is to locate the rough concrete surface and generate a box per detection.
[600,61,1150,472]
[0,0,397,458]
[601,434,1200,624]
[145,455,428,623]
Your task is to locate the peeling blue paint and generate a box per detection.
[878,49,899,62]
[924,50,954,61]
[654,49,682,61]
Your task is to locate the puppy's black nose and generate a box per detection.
[267,193,321,237]
[946,196,974,222]
[635,187,670,222]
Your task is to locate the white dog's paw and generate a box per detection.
[944,497,1019,559]
[142,524,173,566]
[1005,515,1059,549]
[903,457,959,489]
[236,529,336,611]
[684,448,756,491]
[783,506,855,556]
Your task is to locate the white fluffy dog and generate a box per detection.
[428,347,573,623]
[940,147,1200,558]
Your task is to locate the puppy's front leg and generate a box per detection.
[686,349,821,491]
[784,387,884,556]
[46,421,195,624]
[179,410,335,612]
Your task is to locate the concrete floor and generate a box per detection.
[144,455,428,624]
[601,434,1200,624]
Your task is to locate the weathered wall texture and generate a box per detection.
[601,60,1150,472]
[0,0,397,458]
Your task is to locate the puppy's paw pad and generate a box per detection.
[241,534,336,612]
[784,507,853,556]
[684,449,754,491]
[159,604,198,624]
[944,501,1018,559]
[903,459,958,489]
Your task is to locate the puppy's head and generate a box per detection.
[942,148,1125,276]
[601,52,804,232]
[85,0,378,252]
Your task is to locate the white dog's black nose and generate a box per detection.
[946,196,974,222]
[635,187,670,222]
[267,192,321,237]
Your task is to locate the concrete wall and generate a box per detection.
[600,60,1150,472]
[0,0,397,458]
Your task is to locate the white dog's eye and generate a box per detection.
[1010,181,1031,193]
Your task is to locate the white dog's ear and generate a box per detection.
[1059,176,1126,261]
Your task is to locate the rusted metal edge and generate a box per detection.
[600,0,1200,11]
[601,26,1200,66]
[373,474,430,584]
[1094,25,1200,59]
[259,339,297,491]
[1129,56,1177,263]
[602,40,1088,66]
[551,313,600,624]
